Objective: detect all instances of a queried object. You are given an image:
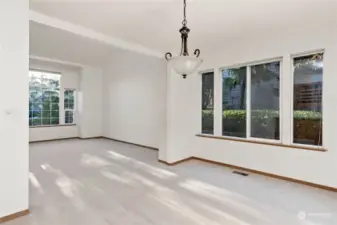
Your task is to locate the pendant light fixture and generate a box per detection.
[165,0,202,79]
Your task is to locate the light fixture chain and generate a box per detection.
[182,0,187,26]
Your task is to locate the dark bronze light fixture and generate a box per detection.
[165,0,202,79]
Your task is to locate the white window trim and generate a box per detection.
[246,65,251,139]
[64,88,77,125]
[290,49,325,148]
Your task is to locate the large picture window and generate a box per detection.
[293,53,323,146]
[29,70,61,127]
[221,61,280,140]
[201,72,214,134]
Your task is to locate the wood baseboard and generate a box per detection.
[29,137,78,143]
[158,157,193,166]
[103,137,158,151]
[29,136,157,153]
[159,157,337,193]
[29,136,104,143]
[0,209,29,223]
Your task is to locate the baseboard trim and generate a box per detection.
[29,136,104,143]
[159,157,337,193]
[159,157,193,166]
[103,137,158,151]
[29,137,78,143]
[29,136,157,151]
[0,209,29,223]
[79,136,104,140]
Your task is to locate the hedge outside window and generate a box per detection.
[29,70,60,126]
[222,67,247,138]
[293,53,323,146]
[201,72,214,134]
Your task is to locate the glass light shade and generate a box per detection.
[169,56,203,76]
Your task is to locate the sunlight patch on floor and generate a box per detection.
[41,163,87,211]
[195,200,255,225]
[101,168,135,185]
[150,186,223,225]
[179,179,270,220]
[107,150,177,179]
[81,153,111,167]
[29,172,44,194]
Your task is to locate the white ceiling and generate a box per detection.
[30,0,336,55]
[30,21,121,67]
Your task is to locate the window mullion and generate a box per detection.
[246,66,251,138]
[214,69,222,136]
[282,56,292,145]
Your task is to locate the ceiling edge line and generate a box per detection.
[30,55,86,68]
[29,10,164,59]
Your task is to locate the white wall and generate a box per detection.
[102,50,166,149]
[29,59,80,142]
[166,24,337,187]
[78,66,103,138]
[0,0,29,218]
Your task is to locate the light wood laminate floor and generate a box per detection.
[5,138,337,225]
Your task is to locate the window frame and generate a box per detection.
[29,69,61,128]
[64,88,77,125]
[219,57,283,144]
[200,69,215,135]
[198,52,327,151]
[290,49,325,149]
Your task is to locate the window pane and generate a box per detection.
[64,90,75,109]
[222,67,246,138]
[51,118,59,125]
[42,118,51,125]
[65,111,74,124]
[251,62,280,140]
[32,118,41,126]
[42,110,51,118]
[32,109,42,118]
[201,72,214,134]
[51,110,59,118]
[68,100,74,109]
[293,53,323,146]
[51,103,59,110]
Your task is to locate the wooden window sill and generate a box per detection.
[196,134,327,152]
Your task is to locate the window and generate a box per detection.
[221,61,280,140]
[29,70,60,126]
[201,52,325,150]
[250,62,280,140]
[222,67,247,138]
[64,89,76,124]
[293,53,323,146]
[201,72,214,134]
